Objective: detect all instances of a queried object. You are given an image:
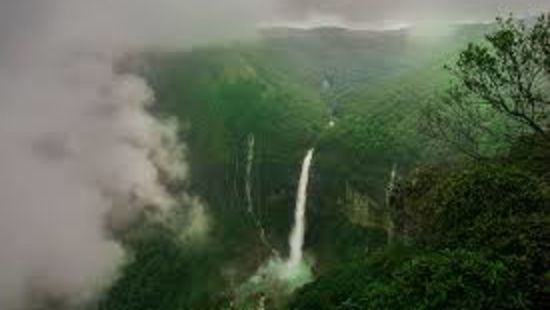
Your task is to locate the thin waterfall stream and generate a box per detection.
[245,133,279,257]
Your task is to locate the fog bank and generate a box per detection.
[0,0,272,308]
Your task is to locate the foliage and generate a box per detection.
[389,165,449,239]
[425,14,550,158]
[507,134,550,183]
[104,21,545,309]
[291,16,550,310]
[393,164,548,268]
[288,243,419,310]
[146,47,329,253]
[98,219,225,310]
[426,165,547,265]
[291,247,528,310]
[361,249,529,310]
[146,43,409,279]
[293,163,549,309]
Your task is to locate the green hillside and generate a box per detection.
[97,17,549,309]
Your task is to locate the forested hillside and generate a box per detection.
[97,16,549,309]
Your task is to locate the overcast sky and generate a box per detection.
[276,0,550,23]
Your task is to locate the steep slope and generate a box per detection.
[103,21,497,308]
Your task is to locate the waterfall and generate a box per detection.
[322,79,331,91]
[386,163,397,207]
[245,134,255,214]
[288,149,315,268]
[385,163,398,243]
[236,148,315,305]
[245,134,279,257]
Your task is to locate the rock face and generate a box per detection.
[342,184,391,230]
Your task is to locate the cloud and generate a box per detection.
[277,0,550,23]
[0,0,271,308]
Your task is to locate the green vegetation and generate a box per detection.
[98,219,227,309]
[425,15,550,159]
[291,15,550,310]
[361,249,528,310]
[292,162,549,309]
[97,14,549,310]
[291,248,528,310]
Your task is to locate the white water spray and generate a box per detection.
[288,148,315,268]
[236,149,315,305]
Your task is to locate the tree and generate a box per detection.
[362,249,530,310]
[424,14,550,158]
[425,165,547,271]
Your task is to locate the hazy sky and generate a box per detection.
[278,0,550,22]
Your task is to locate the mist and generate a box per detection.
[0,0,273,309]
[278,0,550,23]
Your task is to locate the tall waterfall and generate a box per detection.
[288,149,315,267]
